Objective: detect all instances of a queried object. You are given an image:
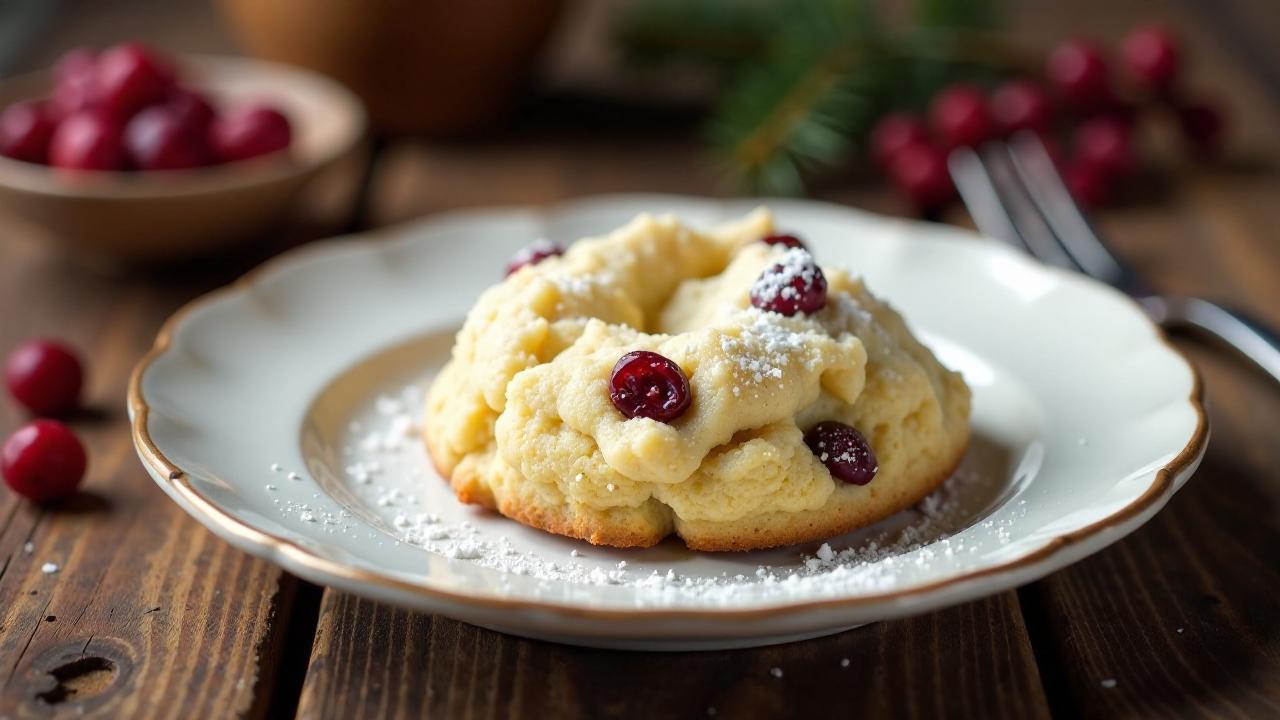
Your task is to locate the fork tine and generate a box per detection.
[1006,132,1140,290]
[949,144,1081,271]
[947,147,1026,250]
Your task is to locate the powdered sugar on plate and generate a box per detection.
[297,372,1024,607]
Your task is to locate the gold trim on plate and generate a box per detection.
[127,210,1209,624]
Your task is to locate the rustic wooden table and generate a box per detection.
[1,1,1278,718]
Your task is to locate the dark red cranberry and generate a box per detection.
[2,420,87,503]
[609,350,692,423]
[1062,159,1111,209]
[929,84,995,149]
[887,143,955,211]
[869,113,930,168]
[504,240,563,276]
[94,42,174,119]
[125,105,210,170]
[991,80,1053,135]
[49,111,125,171]
[804,421,878,485]
[165,86,217,133]
[761,233,806,250]
[5,339,84,417]
[1122,25,1180,93]
[49,48,98,121]
[1176,99,1224,157]
[749,249,827,316]
[0,101,55,164]
[1073,116,1134,178]
[1047,39,1112,109]
[210,105,292,163]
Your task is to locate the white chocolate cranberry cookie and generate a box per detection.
[424,210,970,551]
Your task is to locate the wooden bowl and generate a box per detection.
[0,55,366,265]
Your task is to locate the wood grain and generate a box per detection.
[296,592,1049,720]
[0,244,293,718]
[1005,1,1280,717]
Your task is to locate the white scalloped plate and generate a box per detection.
[129,195,1206,650]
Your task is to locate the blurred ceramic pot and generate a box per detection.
[217,0,563,135]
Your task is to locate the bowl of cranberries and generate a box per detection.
[0,43,366,264]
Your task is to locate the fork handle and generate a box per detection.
[1139,295,1280,385]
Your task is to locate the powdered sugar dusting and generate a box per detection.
[749,247,823,310]
[311,373,1021,607]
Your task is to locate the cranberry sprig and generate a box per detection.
[869,24,1224,213]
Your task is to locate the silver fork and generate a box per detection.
[949,132,1280,386]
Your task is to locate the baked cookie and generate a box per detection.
[424,210,970,551]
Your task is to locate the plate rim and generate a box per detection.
[128,194,1208,622]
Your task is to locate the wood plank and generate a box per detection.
[297,1,1275,717]
[296,592,1048,720]
[308,74,1046,720]
[0,242,294,718]
[1003,1,1280,717]
[0,5,367,716]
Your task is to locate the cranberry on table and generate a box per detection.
[1073,116,1134,178]
[1122,25,1180,93]
[0,101,55,164]
[49,110,126,171]
[1047,39,1112,108]
[210,105,292,163]
[887,143,955,211]
[504,239,563,276]
[869,113,930,168]
[609,350,692,423]
[929,84,995,149]
[761,233,806,250]
[94,42,174,119]
[1176,99,1224,157]
[804,421,878,485]
[749,248,827,316]
[991,80,1053,135]
[125,105,210,170]
[5,339,84,417]
[2,420,87,503]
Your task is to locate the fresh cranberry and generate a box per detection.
[49,48,98,121]
[869,113,930,168]
[992,80,1053,134]
[49,111,125,170]
[1047,39,1112,109]
[749,248,827,316]
[210,105,292,163]
[887,143,955,210]
[1062,159,1111,209]
[165,86,217,133]
[609,350,692,423]
[1073,116,1134,178]
[1122,25,1180,93]
[125,105,210,170]
[761,233,806,250]
[2,420,87,503]
[5,339,84,417]
[504,239,563,276]
[0,101,55,164]
[94,42,174,119]
[804,421,878,485]
[1176,99,1224,157]
[929,84,995,149]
